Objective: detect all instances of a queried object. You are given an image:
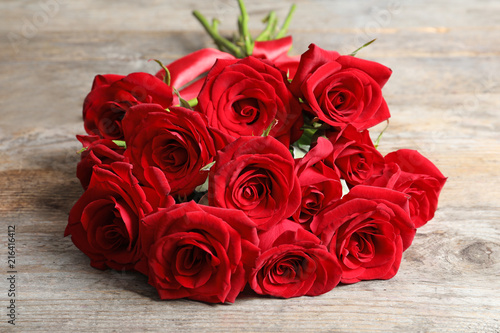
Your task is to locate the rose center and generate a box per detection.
[233,98,260,124]
[155,140,188,172]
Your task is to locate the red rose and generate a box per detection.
[83,72,173,140]
[139,201,260,303]
[324,125,384,187]
[208,136,301,230]
[292,137,342,230]
[76,135,128,190]
[311,186,416,284]
[290,44,391,130]
[250,219,341,298]
[65,162,174,271]
[197,56,302,146]
[365,149,446,228]
[122,103,230,197]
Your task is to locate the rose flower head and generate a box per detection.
[83,72,174,140]
[197,56,303,146]
[290,44,392,131]
[250,219,342,298]
[365,149,447,228]
[139,201,260,303]
[122,103,230,198]
[311,185,416,284]
[65,162,174,271]
[208,136,301,231]
[292,137,343,230]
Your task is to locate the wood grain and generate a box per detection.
[1,0,499,332]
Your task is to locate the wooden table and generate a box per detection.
[1,1,499,332]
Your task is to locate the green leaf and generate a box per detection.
[291,144,307,159]
[174,88,193,110]
[295,127,318,149]
[77,147,88,154]
[349,38,376,57]
[200,161,216,172]
[195,176,209,193]
[112,140,127,148]
[187,97,198,108]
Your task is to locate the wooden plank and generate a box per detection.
[1,0,499,332]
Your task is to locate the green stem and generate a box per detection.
[255,11,277,41]
[193,10,242,57]
[275,4,297,39]
[349,38,376,56]
[374,120,390,149]
[237,0,253,56]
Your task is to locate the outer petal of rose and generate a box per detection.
[290,44,341,96]
[336,55,392,88]
[385,149,447,182]
[91,74,125,90]
[295,137,334,174]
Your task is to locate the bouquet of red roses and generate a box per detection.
[65,1,446,303]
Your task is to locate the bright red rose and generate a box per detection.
[83,72,173,140]
[290,44,392,130]
[76,135,128,190]
[196,56,302,146]
[311,186,416,284]
[65,162,174,271]
[250,219,341,298]
[365,149,447,228]
[324,125,385,187]
[122,103,231,197]
[139,201,260,303]
[292,137,342,230]
[208,136,301,231]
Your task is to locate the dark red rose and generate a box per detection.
[324,124,385,187]
[365,149,446,228]
[290,44,391,130]
[292,137,342,230]
[122,103,230,197]
[250,219,341,298]
[76,135,128,190]
[208,136,301,230]
[65,162,174,271]
[83,72,173,140]
[139,201,260,303]
[196,56,302,146]
[311,185,416,284]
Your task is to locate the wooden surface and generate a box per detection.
[1,0,499,332]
